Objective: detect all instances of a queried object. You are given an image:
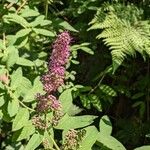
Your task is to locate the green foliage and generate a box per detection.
[88,3,150,72]
[99,115,112,135]
[134,146,150,150]
[55,114,97,130]
[0,0,150,150]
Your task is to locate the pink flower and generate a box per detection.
[36,31,71,112]
[36,94,61,112]
[41,31,71,93]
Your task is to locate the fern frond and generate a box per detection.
[88,3,150,72]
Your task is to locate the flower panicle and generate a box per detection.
[41,31,71,93]
[36,31,71,113]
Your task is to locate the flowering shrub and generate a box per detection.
[0,0,150,150]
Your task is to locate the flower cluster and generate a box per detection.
[32,115,47,130]
[36,31,71,113]
[62,129,86,150]
[36,93,61,112]
[41,31,71,93]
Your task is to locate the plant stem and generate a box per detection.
[88,74,105,94]
[45,0,48,18]
[49,133,60,150]
[3,32,5,47]
[5,85,35,112]
[16,0,27,14]
[19,100,35,112]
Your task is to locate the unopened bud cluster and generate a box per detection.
[62,129,86,150]
[32,115,47,130]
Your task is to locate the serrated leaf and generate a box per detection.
[78,126,99,150]
[7,99,19,117]
[12,108,29,131]
[59,89,73,113]
[16,58,34,66]
[55,114,97,130]
[33,28,55,37]
[99,115,112,135]
[25,133,43,150]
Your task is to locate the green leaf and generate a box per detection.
[67,104,83,116]
[4,14,30,28]
[23,76,43,102]
[80,95,91,109]
[134,146,150,150]
[16,58,34,66]
[78,126,99,150]
[99,84,117,97]
[17,36,28,48]
[16,29,31,38]
[7,0,18,3]
[89,94,102,111]
[12,108,29,131]
[59,89,73,113]
[0,39,6,49]
[7,99,19,117]
[30,15,49,27]
[40,20,52,26]
[55,114,97,130]
[0,82,4,90]
[6,35,17,46]
[12,120,35,141]
[59,21,78,32]
[1,104,13,122]
[96,133,126,150]
[80,47,94,55]
[10,67,23,90]
[99,115,112,135]
[15,77,32,97]
[131,93,144,99]
[21,8,40,17]
[6,46,19,68]
[25,133,43,150]
[33,28,55,37]
[0,95,5,107]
